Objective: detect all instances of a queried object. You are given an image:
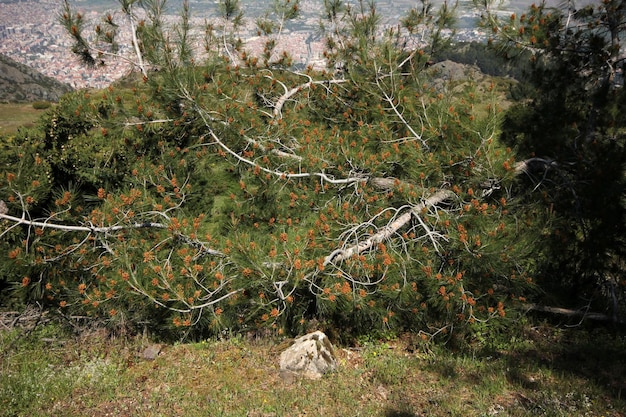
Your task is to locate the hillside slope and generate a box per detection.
[0,53,72,103]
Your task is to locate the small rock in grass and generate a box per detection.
[142,343,162,360]
[279,331,337,380]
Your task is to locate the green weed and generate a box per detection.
[0,321,624,417]
[0,103,47,135]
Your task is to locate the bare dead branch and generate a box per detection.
[124,2,147,77]
[0,212,167,234]
[0,211,225,259]
[195,107,363,185]
[524,304,625,325]
[514,157,557,175]
[268,72,347,119]
[325,155,554,267]
[368,177,397,191]
[375,69,428,148]
[324,189,456,265]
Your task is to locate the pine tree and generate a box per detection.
[481,0,626,320]
[0,0,550,339]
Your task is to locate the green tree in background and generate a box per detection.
[480,0,626,320]
[0,0,551,340]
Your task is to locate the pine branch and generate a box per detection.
[0,209,224,258]
[323,154,561,267]
[268,71,347,119]
[324,189,456,265]
[0,212,166,234]
[195,107,363,185]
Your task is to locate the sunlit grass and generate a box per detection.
[1,320,624,417]
[0,103,47,135]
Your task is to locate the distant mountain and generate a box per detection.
[0,53,73,103]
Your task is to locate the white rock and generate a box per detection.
[279,331,337,380]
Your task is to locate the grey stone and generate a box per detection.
[279,331,337,380]
[142,343,161,360]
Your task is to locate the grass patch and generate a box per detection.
[0,103,47,135]
[1,319,625,417]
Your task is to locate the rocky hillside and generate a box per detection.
[0,53,72,103]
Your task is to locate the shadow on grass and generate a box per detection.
[501,323,626,399]
[384,406,417,417]
[404,323,626,416]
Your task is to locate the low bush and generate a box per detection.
[32,101,52,110]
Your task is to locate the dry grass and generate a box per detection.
[0,103,46,135]
[1,315,625,417]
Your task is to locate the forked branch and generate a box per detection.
[324,189,455,265]
[268,72,347,119]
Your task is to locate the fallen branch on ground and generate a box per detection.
[524,304,625,324]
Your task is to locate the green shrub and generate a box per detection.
[32,101,52,110]
[0,0,553,341]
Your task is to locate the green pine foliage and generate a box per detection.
[0,0,554,340]
[482,0,626,317]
